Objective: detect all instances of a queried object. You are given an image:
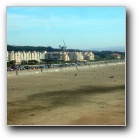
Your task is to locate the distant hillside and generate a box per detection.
[92,50,125,60]
[7,45,58,52]
[7,45,125,60]
[90,46,125,52]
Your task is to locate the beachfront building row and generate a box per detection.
[7,51,47,64]
[7,51,94,64]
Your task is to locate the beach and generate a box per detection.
[7,62,125,125]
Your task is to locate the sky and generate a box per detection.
[7,7,126,51]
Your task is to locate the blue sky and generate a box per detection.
[7,7,126,50]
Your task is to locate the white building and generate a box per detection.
[69,52,84,61]
[20,51,27,61]
[62,52,70,61]
[7,51,10,62]
[8,51,15,61]
[40,51,47,60]
[83,52,94,60]
[7,50,94,64]
[7,51,47,64]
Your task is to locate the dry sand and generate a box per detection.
[7,63,125,125]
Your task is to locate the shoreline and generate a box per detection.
[7,61,125,77]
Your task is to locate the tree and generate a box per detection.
[21,60,27,65]
[28,60,38,65]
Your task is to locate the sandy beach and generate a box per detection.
[7,62,125,125]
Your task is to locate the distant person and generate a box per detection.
[76,65,80,71]
[41,68,43,73]
[16,69,18,75]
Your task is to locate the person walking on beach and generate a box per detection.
[76,64,80,71]
[16,69,18,75]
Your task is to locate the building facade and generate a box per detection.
[83,52,95,60]
[7,51,94,64]
[7,51,47,64]
[111,53,121,59]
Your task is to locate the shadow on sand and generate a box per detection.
[8,85,125,113]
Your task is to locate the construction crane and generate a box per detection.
[59,40,67,52]
[59,40,67,61]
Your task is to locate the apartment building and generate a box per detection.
[67,51,94,61]
[7,50,94,64]
[7,51,10,62]
[7,51,47,64]
[69,52,84,61]
[8,51,15,62]
[46,52,63,61]
[83,52,95,60]
[62,52,70,61]
[46,51,70,61]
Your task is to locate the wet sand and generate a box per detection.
[7,63,125,125]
